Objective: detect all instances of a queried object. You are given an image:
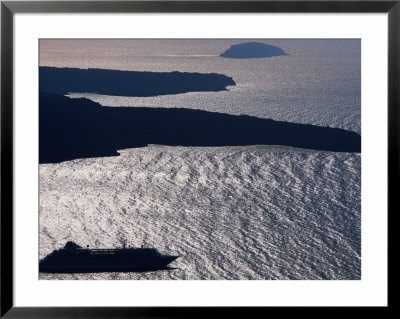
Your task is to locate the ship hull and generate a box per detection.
[39,243,179,274]
[39,255,178,273]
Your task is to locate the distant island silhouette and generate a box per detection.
[220,42,288,59]
[40,93,361,164]
[39,66,236,97]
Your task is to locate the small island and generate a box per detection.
[220,42,288,59]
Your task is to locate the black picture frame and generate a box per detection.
[1,1,396,317]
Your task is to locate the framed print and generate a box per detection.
[1,0,397,317]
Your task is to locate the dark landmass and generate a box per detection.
[220,42,288,59]
[40,93,361,164]
[39,66,236,97]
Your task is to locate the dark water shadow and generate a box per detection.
[39,266,175,274]
[220,42,288,59]
[40,94,360,164]
[39,66,235,96]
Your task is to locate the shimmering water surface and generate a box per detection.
[39,39,361,280]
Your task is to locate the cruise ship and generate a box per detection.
[39,241,179,273]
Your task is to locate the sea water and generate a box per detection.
[39,39,361,279]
